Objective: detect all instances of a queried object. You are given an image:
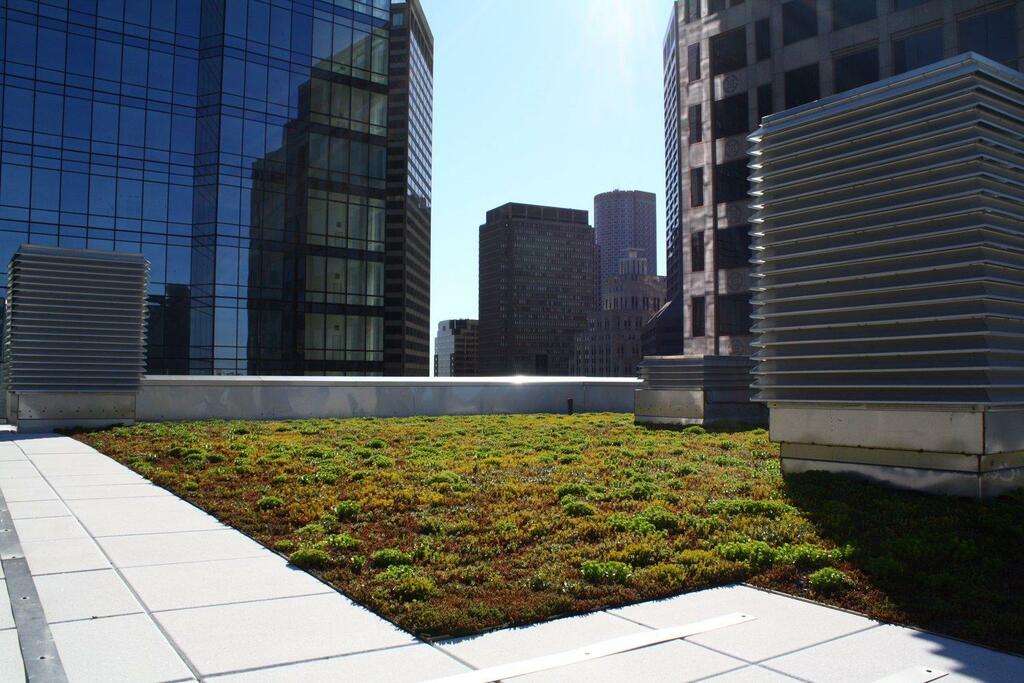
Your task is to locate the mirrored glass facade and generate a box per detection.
[0,0,431,376]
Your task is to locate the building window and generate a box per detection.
[717,294,752,336]
[833,0,876,30]
[691,231,705,272]
[716,224,752,269]
[715,159,750,204]
[684,0,700,23]
[894,27,943,74]
[834,47,879,93]
[690,167,705,207]
[757,83,774,122]
[689,104,703,142]
[692,296,706,337]
[755,19,771,61]
[711,27,747,76]
[714,92,749,139]
[958,6,1017,67]
[709,0,747,12]
[688,43,702,82]
[894,0,930,10]
[782,0,818,45]
[785,63,820,109]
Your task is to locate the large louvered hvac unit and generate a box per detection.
[634,355,765,426]
[5,245,149,432]
[748,54,1024,497]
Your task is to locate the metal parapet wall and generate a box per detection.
[5,245,149,431]
[634,355,765,426]
[749,54,1024,496]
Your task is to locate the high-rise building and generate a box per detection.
[574,250,666,377]
[663,0,1022,358]
[478,203,598,376]
[385,0,433,376]
[0,0,431,376]
[434,319,479,377]
[594,190,657,301]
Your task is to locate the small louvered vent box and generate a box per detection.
[4,245,149,431]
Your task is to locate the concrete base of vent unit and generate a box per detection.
[635,389,767,427]
[771,404,1024,498]
[6,391,137,433]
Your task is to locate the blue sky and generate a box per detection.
[420,0,675,346]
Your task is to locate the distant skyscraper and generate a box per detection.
[663,0,1022,358]
[434,319,479,377]
[0,0,432,376]
[574,250,666,377]
[594,191,657,301]
[478,203,598,376]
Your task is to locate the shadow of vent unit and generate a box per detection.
[748,53,1024,497]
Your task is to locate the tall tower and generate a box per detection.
[593,190,657,302]
[385,0,434,376]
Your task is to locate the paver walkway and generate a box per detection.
[1,432,1022,682]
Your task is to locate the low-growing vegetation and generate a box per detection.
[72,414,1024,652]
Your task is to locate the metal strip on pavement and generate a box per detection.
[0,484,69,683]
[873,666,949,683]
[420,612,756,683]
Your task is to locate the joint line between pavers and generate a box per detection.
[0,480,70,682]
[752,623,884,670]
[18,439,208,682]
[46,610,146,626]
[203,641,426,678]
[108,552,270,571]
[424,641,481,674]
[148,589,337,615]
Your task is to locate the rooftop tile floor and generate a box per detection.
[0,431,1022,682]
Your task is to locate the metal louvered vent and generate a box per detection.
[638,355,755,392]
[5,245,149,393]
[748,54,1024,406]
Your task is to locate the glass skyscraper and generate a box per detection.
[0,0,432,376]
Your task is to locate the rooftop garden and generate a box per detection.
[72,413,1024,653]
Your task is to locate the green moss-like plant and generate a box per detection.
[808,567,855,595]
[256,495,284,510]
[334,500,361,521]
[561,499,596,517]
[581,560,632,584]
[289,548,332,569]
[371,548,413,568]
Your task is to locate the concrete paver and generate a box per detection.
[34,569,144,623]
[154,592,416,676]
[49,613,195,683]
[0,629,25,681]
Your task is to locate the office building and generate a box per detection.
[0,0,431,376]
[478,203,598,376]
[574,249,666,377]
[385,0,433,376]
[434,319,479,377]
[594,190,657,301]
[663,0,1022,358]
